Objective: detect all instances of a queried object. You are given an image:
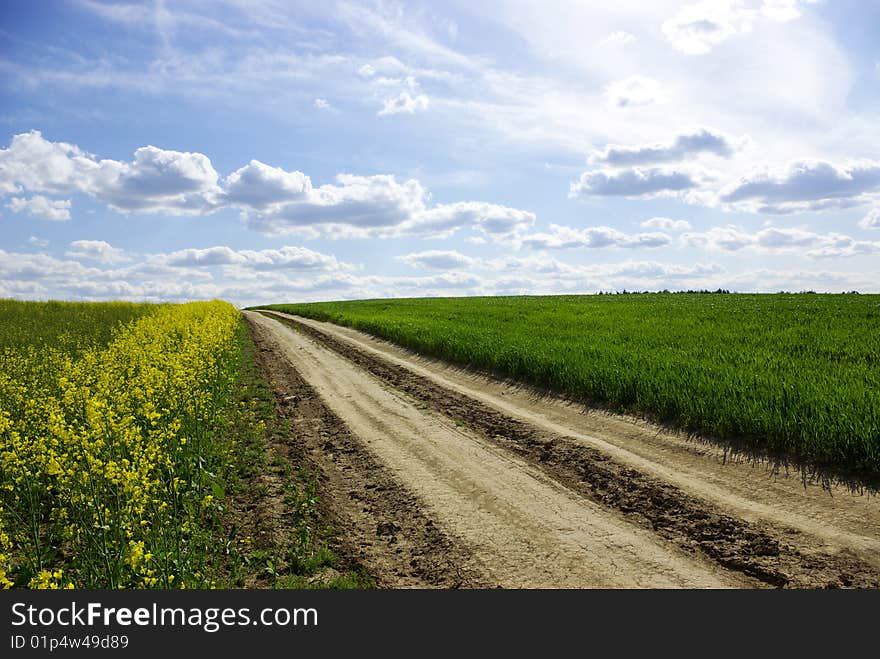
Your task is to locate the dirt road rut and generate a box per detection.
[245,310,880,589]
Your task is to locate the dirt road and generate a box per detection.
[245,310,880,588]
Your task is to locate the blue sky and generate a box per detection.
[1,0,879,305]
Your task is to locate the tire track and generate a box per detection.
[246,311,748,588]
[247,315,487,588]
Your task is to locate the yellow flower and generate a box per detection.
[1,300,240,589]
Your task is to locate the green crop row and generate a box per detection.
[0,299,157,357]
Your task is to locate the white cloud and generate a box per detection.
[66,239,130,264]
[244,174,535,242]
[0,131,221,215]
[0,132,536,242]
[378,91,430,116]
[357,63,376,78]
[223,160,311,209]
[802,240,880,259]
[91,145,222,213]
[603,75,664,108]
[161,246,243,267]
[760,0,815,22]
[590,128,739,166]
[719,159,880,213]
[599,31,636,46]
[160,245,352,271]
[479,256,725,294]
[5,195,72,220]
[662,2,741,55]
[313,98,331,110]
[641,217,692,232]
[28,236,49,247]
[246,174,427,236]
[859,207,880,230]
[680,225,880,257]
[9,0,856,172]
[0,130,95,196]
[521,224,672,250]
[0,248,213,303]
[411,201,535,240]
[396,250,475,270]
[662,0,816,55]
[0,242,357,305]
[680,225,753,250]
[570,167,699,198]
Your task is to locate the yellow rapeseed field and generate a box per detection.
[0,300,241,589]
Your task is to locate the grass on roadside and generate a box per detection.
[214,319,372,590]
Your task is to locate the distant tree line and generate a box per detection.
[594,289,863,295]
[596,289,732,295]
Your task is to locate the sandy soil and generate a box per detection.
[247,316,488,588]
[246,310,880,588]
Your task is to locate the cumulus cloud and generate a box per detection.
[590,128,739,166]
[161,246,243,267]
[246,176,534,242]
[570,167,699,198]
[0,130,95,195]
[160,245,352,271]
[223,160,311,209]
[859,207,880,230]
[396,250,475,270]
[0,130,221,215]
[66,240,130,264]
[719,159,880,213]
[521,224,671,250]
[94,145,222,213]
[313,98,331,110]
[663,0,816,55]
[410,201,535,240]
[0,131,537,243]
[28,236,49,248]
[802,238,880,258]
[246,174,427,236]
[680,225,880,257]
[603,75,664,108]
[680,225,753,251]
[6,195,71,220]
[378,91,429,116]
[641,217,692,232]
[223,245,354,271]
